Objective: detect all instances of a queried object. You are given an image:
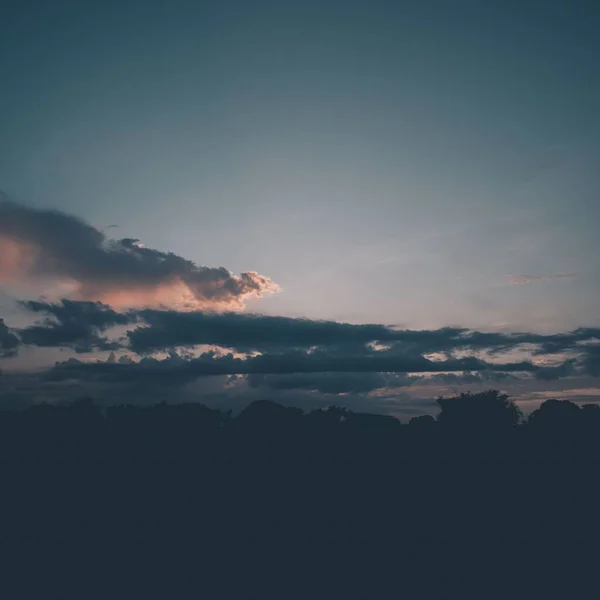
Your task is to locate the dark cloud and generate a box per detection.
[243,348,538,376]
[18,299,134,353]
[530,328,600,355]
[21,299,134,329]
[246,372,409,395]
[127,310,600,359]
[579,344,600,377]
[0,318,20,358]
[0,297,596,399]
[247,370,521,397]
[2,348,597,418]
[45,348,541,388]
[0,199,278,310]
[422,371,521,385]
[0,366,434,417]
[127,309,421,354]
[534,359,578,381]
[11,299,600,364]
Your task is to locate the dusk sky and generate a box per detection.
[1,0,599,416]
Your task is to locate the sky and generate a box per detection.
[1,0,599,417]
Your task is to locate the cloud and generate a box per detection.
[2,336,597,416]
[0,318,20,358]
[2,295,598,412]
[21,299,134,328]
[126,309,442,354]
[8,300,600,380]
[13,299,600,363]
[534,359,578,381]
[33,348,570,417]
[0,365,433,417]
[246,372,411,395]
[125,311,600,373]
[422,371,521,385]
[0,199,279,310]
[246,371,520,396]
[18,299,135,352]
[579,344,600,377]
[240,348,539,376]
[45,348,542,387]
[530,328,600,355]
[18,301,522,357]
[508,273,578,285]
[3,299,597,393]
[126,308,595,356]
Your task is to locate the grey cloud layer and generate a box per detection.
[245,371,518,395]
[246,372,408,395]
[20,300,598,358]
[5,300,599,381]
[45,349,546,386]
[126,309,600,356]
[126,309,442,353]
[1,299,597,406]
[127,310,600,354]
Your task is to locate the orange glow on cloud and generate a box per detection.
[88,278,249,311]
[0,234,279,311]
[0,236,36,281]
[0,200,280,311]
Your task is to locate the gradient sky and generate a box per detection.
[1,0,599,414]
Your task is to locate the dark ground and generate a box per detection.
[0,391,598,599]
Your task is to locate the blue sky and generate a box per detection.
[0,0,598,414]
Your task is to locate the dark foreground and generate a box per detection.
[1,391,599,599]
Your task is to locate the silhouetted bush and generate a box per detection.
[437,389,523,433]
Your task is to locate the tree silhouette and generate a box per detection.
[527,398,581,431]
[436,389,522,432]
[408,414,436,432]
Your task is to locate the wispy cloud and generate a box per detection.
[508,273,578,285]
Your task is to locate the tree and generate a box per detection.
[527,399,580,430]
[436,389,522,432]
[408,414,436,432]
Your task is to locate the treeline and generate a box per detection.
[1,390,599,599]
[1,390,599,458]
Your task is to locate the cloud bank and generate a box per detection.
[5,299,598,380]
[1,298,598,413]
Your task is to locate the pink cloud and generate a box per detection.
[0,200,279,310]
